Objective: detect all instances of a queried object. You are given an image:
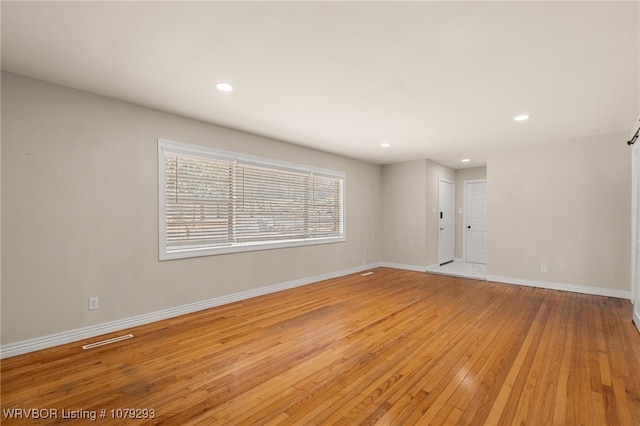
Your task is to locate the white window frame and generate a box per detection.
[158,139,346,260]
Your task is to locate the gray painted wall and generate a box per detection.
[1,71,632,348]
[381,159,454,268]
[487,133,630,291]
[1,73,383,344]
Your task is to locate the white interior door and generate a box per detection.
[464,180,487,264]
[632,144,640,333]
[438,178,455,265]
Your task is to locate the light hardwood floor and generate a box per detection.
[2,268,639,425]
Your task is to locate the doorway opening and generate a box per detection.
[437,177,455,266]
[428,178,488,280]
[463,179,487,264]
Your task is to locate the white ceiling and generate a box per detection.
[2,1,639,168]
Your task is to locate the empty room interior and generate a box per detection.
[1,2,640,425]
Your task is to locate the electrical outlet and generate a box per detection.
[541,265,548,273]
[88,297,99,311]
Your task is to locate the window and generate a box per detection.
[158,139,345,260]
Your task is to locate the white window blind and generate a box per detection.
[158,139,345,260]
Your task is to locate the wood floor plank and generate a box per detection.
[524,293,567,425]
[412,293,524,425]
[455,290,538,425]
[552,292,576,426]
[483,301,549,425]
[2,268,639,425]
[613,376,635,426]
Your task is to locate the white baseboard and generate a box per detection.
[454,258,464,263]
[379,262,429,273]
[634,309,640,334]
[486,274,632,300]
[0,263,381,359]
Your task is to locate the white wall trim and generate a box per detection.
[380,262,430,272]
[631,143,640,334]
[6,265,628,358]
[486,274,632,300]
[0,263,381,359]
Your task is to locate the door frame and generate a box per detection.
[631,144,640,332]
[463,179,487,263]
[438,177,455,265]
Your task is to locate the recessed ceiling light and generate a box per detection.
[215,82,234,92]
[380,143,390,148]
[514,114,530,121]
[462,158,471,163]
